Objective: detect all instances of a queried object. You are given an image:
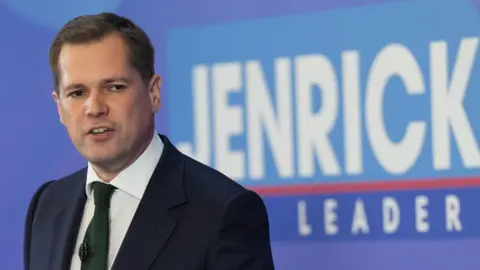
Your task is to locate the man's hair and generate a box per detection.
[49,12,155,91]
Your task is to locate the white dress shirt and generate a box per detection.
[70,132,164,270]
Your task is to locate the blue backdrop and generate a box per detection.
[1,0,480,269]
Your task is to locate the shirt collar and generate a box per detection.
[85,131,164,200]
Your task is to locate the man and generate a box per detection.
[23,12,274,270]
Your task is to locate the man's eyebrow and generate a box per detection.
[62,77,131,91]
[101,76,131,84]
[63,83,86,91]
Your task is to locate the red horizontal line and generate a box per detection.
[249,177,480,196]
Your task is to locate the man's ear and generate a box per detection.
[148,74,162,113]
[52,90,64,125]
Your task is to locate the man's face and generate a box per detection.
[52,33,161,171]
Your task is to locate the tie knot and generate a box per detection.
[92,182,116,208]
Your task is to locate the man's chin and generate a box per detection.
[84,153,119,168]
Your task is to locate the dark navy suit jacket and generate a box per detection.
[23,134,275,270]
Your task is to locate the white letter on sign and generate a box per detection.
[366,43,426,175]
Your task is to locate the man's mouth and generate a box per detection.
[89,127,113,135]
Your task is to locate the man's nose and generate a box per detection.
[85,93,108,117]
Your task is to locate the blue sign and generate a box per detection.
[167,0,480,187]
[166,0,480,268]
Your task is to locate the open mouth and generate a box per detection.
[90,127,110,135]
[87,127,115,142]
[88,126,114,136]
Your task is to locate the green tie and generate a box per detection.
[80,182,116,270]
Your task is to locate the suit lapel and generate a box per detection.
[112,135,187,270]
[50,169,87,270]
[110,200,176,270]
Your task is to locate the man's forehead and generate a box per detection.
[59,36,128,66]
[60,33,127,52]
[58,52,132,86]
[56,35,138,90]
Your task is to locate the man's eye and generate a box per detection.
[68,90,85,98]
[108,85,126,91]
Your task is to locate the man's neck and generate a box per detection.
[91,131,156,182]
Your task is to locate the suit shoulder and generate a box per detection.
[33,167,87,205]
[27,180,55,211]
[55,166,88,183]
[47,167,87,190]
[182,155,250,204]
